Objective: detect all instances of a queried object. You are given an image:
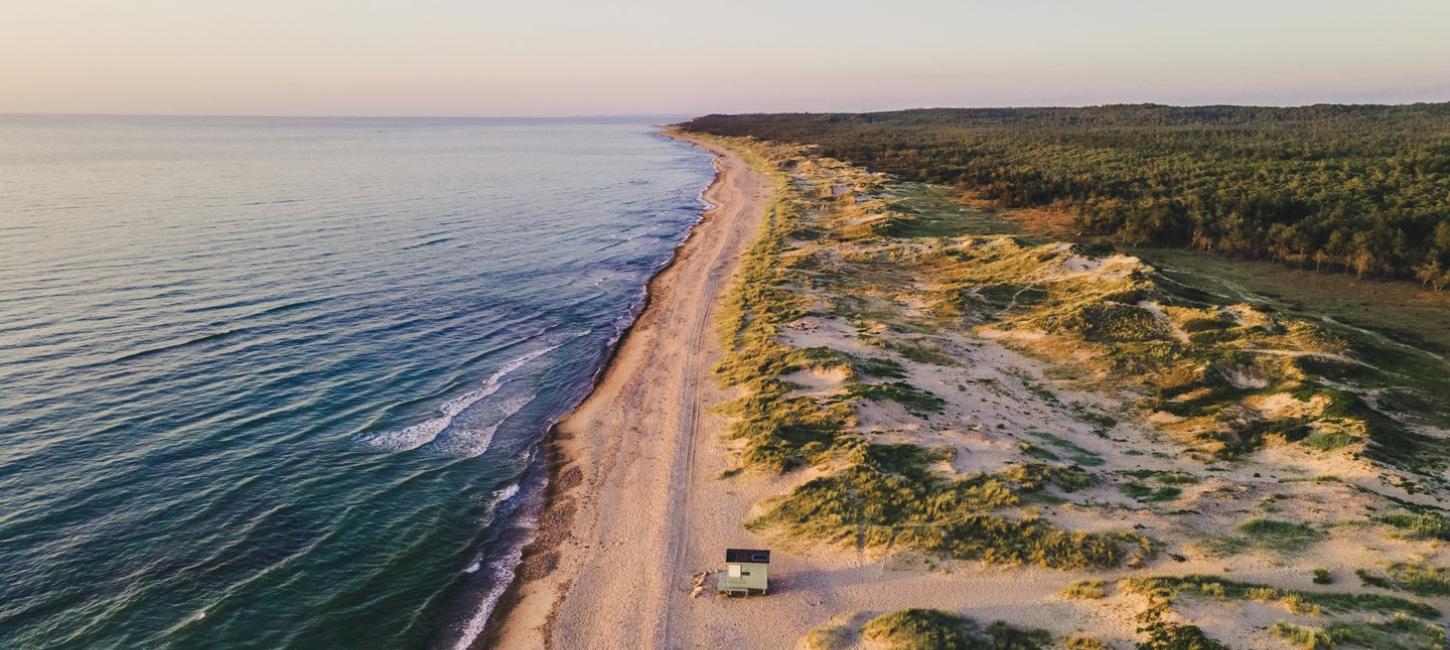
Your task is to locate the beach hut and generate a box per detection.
[717,548,770,596]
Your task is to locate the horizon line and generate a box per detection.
[6,98,1450,121]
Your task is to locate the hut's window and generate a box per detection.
[728,564,741,578]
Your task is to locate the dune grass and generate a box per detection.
[800,619,855,650]
[1377,512,1450,540]
[750,443,1146,568]
[1065,635,1109,650]
[878,337,959,366]
[1236,518,1324,552]
[1026,429,1104,467]
[708,140,847,472]
[1127,574,1443,650]
[1272,617,1448,650]
[1124,575,1440,620]
[793,346,907,379]
[861,609,1052,650]
[1061,579,1108,600]
[699,135,1156,568]
[1357,563,1450,597]
[1121,483,1183,503]
[838,381,946,413]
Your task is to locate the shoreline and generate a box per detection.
[479,131,770,648]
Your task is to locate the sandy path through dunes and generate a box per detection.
[487,134,769,649]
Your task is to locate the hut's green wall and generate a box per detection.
[720,561,769,592]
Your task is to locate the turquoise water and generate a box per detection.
[0,116,714,648]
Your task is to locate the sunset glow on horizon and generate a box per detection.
[4,0,1449,117]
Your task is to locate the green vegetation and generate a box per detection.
[1378,512,1450,540]
[861,609,1052,650]
[901,232,1431,469]
[1138,246,1450,357]
[694,134,1154,568]
[1061,579,1108,600]
[801,619,854,650]
[708,141,848,472]
[750,444,1146,568]
[686,123,1450,650]
[1321,617,1448,650]
[1136,621,1229,650]
[839,381,945,413]
[1271,622,1334,650]
[1124,575,1440,620]
[1272,617,1448,650]
[1191,535,1250,558]
[681,105,1450,286]
[1357,569,1392,590]
[1357,563,1450,597]
[1027,429,1104,467]
[705,129,1448,486]
[880,337,959,366]
[1121,483,1183,503]
[1236,518,1324,552]
[1122,469,1201,486]
[1066,635,1109,650]
[794,346,907,379]
[1129,575,1446,650]
[1196,517,1328,555]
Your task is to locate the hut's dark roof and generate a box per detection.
[726,548,770,563]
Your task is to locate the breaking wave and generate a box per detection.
[359,343,562,454]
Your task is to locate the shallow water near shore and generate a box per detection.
[0,115,714,648]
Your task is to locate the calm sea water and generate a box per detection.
[0,116,714,648]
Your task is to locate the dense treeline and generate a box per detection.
[680,104,1450,288]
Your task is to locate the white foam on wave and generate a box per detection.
[461,483,522,577]
[425,393,533,458]
[359,342,563,454]
[450,543,527,650]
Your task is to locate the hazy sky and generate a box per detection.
[3,0,1449,116]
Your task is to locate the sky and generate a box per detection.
[3,0,1449,117]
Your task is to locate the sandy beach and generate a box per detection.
[486,133,770,648]
[484,130,1450,650]
[485,133,1133,650]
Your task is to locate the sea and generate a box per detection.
[0,115,716,648]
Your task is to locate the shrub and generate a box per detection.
[1236,518,1323,552]
[1358,563,1450,597]
[1066,635,1109,650]
[839,381,946,412]
[1122,483,1183,502]
[1136,620,1229,650]
[1377,512,1450,540]
[1124,575,1440,620]
[862,609,979,650]
[860,610,1053,650]
[883,337,958,366]
[752,450,1143,568]
[1270,622,1333,650]
[1062,579,1108,599]
[1324,615,1448,650]
[800,620,854,650]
